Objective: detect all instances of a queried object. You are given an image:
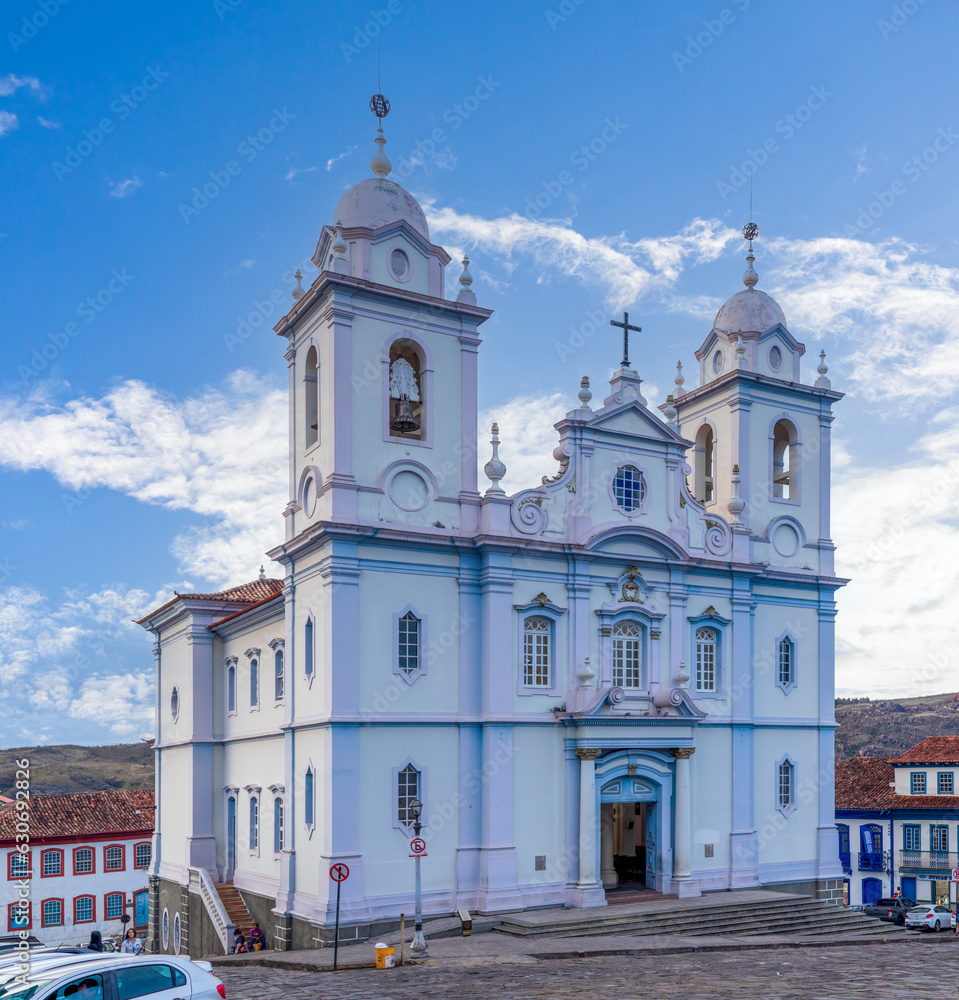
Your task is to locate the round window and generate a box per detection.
[712,350,725,375]
[390,248,410,280]
[162,909,169,950]
[769,345,783,372]
[170,687,179,722]
[612,465,647,513]
[302,474,317,516]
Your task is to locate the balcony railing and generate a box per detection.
[858,851,885,871]
[839,850,851,872]
[898,850,959,871]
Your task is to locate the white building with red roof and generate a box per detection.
[0,789,154,946]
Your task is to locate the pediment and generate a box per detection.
[587,399,688,446]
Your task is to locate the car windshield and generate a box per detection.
[875,899,897,906]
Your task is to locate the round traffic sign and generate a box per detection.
[410,838,426,854]
[330,863,350,882]
[951,868,959,882]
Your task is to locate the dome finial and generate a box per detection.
[369,92,392,178]
[742,222,759,288]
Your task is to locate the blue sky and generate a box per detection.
[1,0,957,745]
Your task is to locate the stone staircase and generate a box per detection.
[494,892,908,941]
[216,882,254,941]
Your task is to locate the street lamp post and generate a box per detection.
[409,797,428,957]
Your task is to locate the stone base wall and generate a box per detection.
[764,877,845,905]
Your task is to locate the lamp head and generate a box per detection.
[409,797,422,820]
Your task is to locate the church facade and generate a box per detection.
[138,107,846,953]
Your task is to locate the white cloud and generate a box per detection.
[36,115,60,129]
[0,74,42,97]
[324,145,359,171]
[0,111,19,138]
[68,671,154,738]
[286,164,317,182]
[108,175,142,199]
[0,371,287,587]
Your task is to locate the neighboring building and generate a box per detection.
[836,737,959,907]
[0,790,154,946]
[138,100,846,955]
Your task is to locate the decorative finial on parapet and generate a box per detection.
[331,220,349,273]
[815,349,831,389]
[578,376,592,409]
[258,565,267,581]
[578,656,595,688]
[674,360,685,397]
[663,394,678,427]
[728,464,746,528]
[674,660,690,688]
[484,422,507,496]
[292,270,305,301]
[456,253,476,304]
[734,333,746,368]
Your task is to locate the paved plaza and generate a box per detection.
[217,937,959,999]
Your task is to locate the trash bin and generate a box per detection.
[375,942,395,969]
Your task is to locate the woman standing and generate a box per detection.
[121,928,143,954]
[86,930,103,952]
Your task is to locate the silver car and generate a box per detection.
[0,954,225,1000]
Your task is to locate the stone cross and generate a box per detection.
[610,311,642,369]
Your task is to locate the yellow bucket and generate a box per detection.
[374,943,395,969]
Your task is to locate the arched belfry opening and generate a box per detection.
[772,418,799,499]
[694,424,715,504]
[388,339,424,439]
[304,346,319,448]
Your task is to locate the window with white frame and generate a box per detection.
[41,850,62,877]
[105,893,125,920]
[523,616,551,687]
[612,465,646,513]
[305,766,315,829]
[249,794,259,851]
[912,772,927,794]
[694,627,717,693]
[104,845,124,871]
[74,896,94,923]
[227,660,237,715]
[274,649,284,701]
[396,763,421,829]
[939,772,954,795]
[932,824,949,852]
[777,759,795,813]
[778,636,795,690]
[134,843,152,869]
[397,611,421,678]
[612,620,642,689]
[273,798,284,854]
[250,657,259,708]
[42,899,62,927]
[74,847,93,874]
[9,852,29,879]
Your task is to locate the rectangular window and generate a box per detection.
[274,650,284,701]
[42,850,62,877]
[398,612,420,677]
[106,893,125,920]
[932,825,949,853]
[134,843,152,869]
[611,621,642,689]
[778,761,794,810]
[74,848,94,874]
[305,617,314,679]
[250,657,259,708]
[228,663,237,714]
[8,901,30,932]
[939,772,954,795]
[250,797,259,850]
[523,617,551,687]
[305,769,315,827]
[274,799,284,854]
[74,896,94,923]
[903,824,921,851]
[912,772,927,794]
[396,764,421,828]
[42,899,63,926]
[9,851,29,880]
[778,637,794,687]
[695,628,717,693]
[104,845,124,871]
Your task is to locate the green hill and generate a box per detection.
[836,692,959,760]
[0,743,154,797]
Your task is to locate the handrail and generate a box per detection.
[187,867,235,954]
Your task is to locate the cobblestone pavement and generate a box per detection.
[217,938,959,998]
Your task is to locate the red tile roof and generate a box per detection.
[836,756,895,810]
[137,577,283,625]
[889,736,959,765]
[209,590,284,630]
[0,790,154,842]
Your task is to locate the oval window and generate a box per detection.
[171,687,179,721]
[390,248,409,280]
[769,345,783,372]
[712,350,725,375]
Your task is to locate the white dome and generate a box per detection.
[333,177,429,239]
[713,287,786,335]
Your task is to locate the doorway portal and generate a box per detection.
[601,802,650,888]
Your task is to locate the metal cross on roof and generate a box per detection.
[610,311,642,369]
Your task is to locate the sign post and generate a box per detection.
[330,863,350,970]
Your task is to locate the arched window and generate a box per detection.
[523,616,551,688]
[250,658,259,708]
[304,346,319,448]
[388,340,423,440]
[611,620,642,689]
[694,424,715,504]
[274,649,284,701]
[772,419,799,499]
[227,662,237,715]
[694,627,717,693]
[273,798,284,854]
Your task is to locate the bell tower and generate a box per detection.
[273,94,493,540]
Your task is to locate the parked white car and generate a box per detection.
[0,954,225,999]
[904,904,955,931]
